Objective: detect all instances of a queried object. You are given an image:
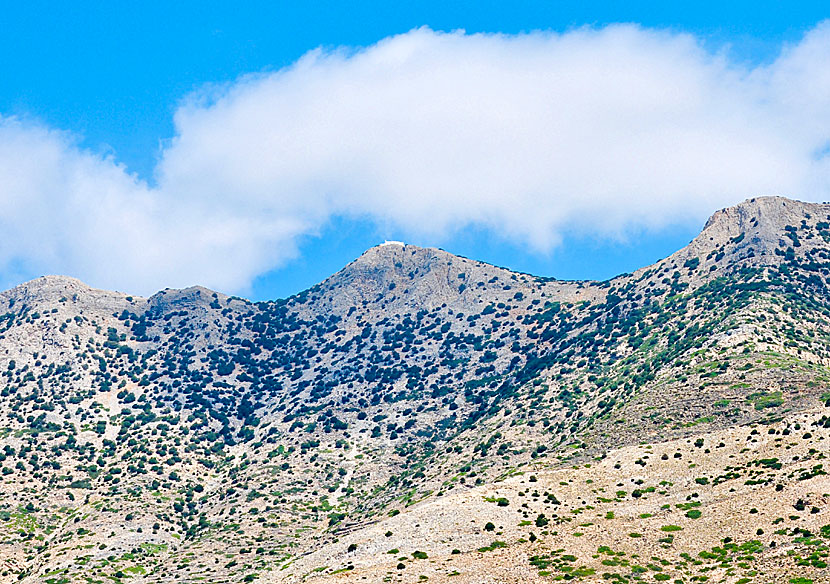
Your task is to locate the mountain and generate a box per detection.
[1,196,830,584]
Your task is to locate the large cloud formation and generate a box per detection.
[2,24,830,294]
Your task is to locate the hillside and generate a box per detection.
[0,196,829,583]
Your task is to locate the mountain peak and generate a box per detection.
[9,275,92,293]
[147,285,233,313]
[658,195,830,276]
[319,243,478,311]
[702,195,825,233]
[1,275,137,306]
[356,239,419,260]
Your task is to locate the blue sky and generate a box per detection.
[1,2,829,299]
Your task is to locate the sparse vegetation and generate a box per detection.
[1,197,830,582]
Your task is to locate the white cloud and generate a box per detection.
[3,23,830,294]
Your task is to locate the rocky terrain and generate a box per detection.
[0,196,829,583]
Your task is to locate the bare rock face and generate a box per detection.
[0,196,830,584]
[702,195,817,236]
[669,196,829,269]
[322,242,480,310]
[146,285,236,316]
[320,241,601,319]
[1,274,132,311]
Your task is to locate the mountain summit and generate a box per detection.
[1,197,830,583]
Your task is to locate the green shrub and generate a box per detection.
[747,391,784,410]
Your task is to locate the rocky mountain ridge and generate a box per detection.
[0,196,829,583]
